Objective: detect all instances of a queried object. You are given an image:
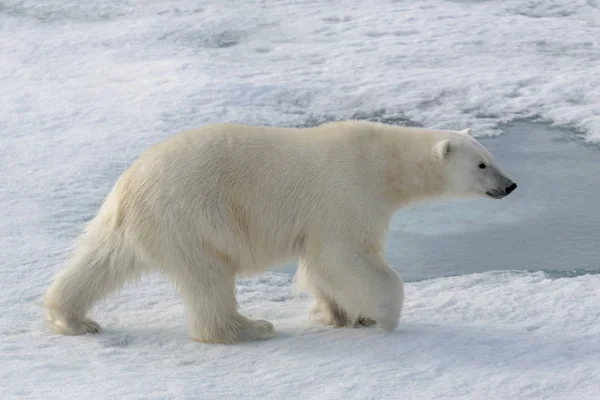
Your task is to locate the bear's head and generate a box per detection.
[433,128,517,200]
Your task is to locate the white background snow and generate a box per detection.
[2,0,600,399]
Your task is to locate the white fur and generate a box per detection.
[43,120,515,343]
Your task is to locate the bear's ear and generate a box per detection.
[434,139,451,160]
[459,128,472,135]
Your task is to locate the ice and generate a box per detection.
[2,0,600,143]
[2,0,600,398]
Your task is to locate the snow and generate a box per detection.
[2,0,600,398]
[3,271,600,399]
[2,270,600,399]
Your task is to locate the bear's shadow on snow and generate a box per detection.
[264,321,595,368]
[94,326,191,349]
[86,318,596,372]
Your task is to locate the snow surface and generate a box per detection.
[3,271,600,399]
[2,0,600,399]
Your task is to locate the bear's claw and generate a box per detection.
[355,316,377,327]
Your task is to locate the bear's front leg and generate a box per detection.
[302,243,404,332]
[308,294,353,328]
[304,285,376,328]
[313,298,377,328]
[166,252,276,344]
[295,259,353,327]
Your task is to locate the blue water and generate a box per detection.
[277,121,600,281]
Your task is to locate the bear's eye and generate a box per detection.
[479,163,487,169]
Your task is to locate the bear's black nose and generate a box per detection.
[505,183,517,195]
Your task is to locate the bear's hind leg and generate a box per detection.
[165,251,275,344]
[43,222,145,335]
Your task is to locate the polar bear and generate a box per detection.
[43,120,517,343]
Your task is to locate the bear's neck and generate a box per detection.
[382,163,445,209]
[312,121,447,211]
[369,131,446,210]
